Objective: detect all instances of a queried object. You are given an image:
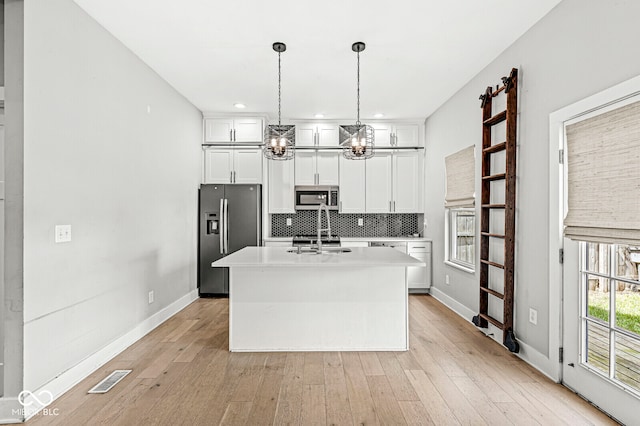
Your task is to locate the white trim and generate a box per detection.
[22,289,199,421]
[0,398,23,424]
[429,287,475,319]
[548,73,640,386]
[443,260,475,274]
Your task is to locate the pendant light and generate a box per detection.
[340,42,375,160]
[263,42,295,160]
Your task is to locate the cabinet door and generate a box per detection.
[205,119,234,143]
[233,118,263,142]
[393,152,422,213]
[339,156,366,213]
[268,159,295,213]
[233,149,263,184]
[317,123,339,146]
[394,124,420,147]
[371,123,393,147]
[316,151,339,186]
[295,123,317,147]
[294,151,316,185]
[365,153,392,213]
[407,252,429,289]
[204,149,233,183]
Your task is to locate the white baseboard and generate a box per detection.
[429,287,558,381]
[17,289,199,422]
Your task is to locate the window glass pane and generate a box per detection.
[614,245,640,281]
[586,320,610,374]
[614,333,640,393]
[585,242,609,275]
[587,275,610,323]
[614,281,640,336]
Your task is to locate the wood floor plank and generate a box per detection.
[366,375,408,425]
[398,400,436,426]
[301,384,326,425]
[220,401,253,426]
[26,296,619,426]
[303,352,325,385]
[341,351,380,426]
[324,354,353,426]
[376,351,420,401]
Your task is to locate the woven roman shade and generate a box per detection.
[564,100,640,245]
[444,145,475,207]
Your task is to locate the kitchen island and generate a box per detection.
[211,246,424,352]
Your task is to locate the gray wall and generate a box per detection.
[21,0,201,391]
[425,0,640,364]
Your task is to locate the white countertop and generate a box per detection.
[212,246,425,267]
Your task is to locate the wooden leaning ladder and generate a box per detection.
[472,68,519,353]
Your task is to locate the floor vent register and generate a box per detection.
[88,370,132,394]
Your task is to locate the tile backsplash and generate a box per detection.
[271,212,422,238]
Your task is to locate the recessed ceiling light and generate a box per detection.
[374,113,384,118]
[314,113,324,118]
[234,103,246,109]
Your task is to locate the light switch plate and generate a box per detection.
[55,225,72,243]
[529,308,538,325]
[286,218,292,226]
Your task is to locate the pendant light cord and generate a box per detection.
[278,51,282,126]
[356,50,361,125]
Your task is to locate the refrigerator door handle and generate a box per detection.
[219,199,224,254]
[224,198,229,254]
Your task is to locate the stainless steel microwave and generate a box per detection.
[295,186,339,210]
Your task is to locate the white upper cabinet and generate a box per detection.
[365,153,393,213]
[295,150,339,186]
[316,151,339,185]
[204,148,263,184]
[294,151,316,185]
[370,123,421,147]
[393,151,423,212]
[268,159,295,213]
[204,118,263,143]
[294,122,339,147]
[339,156,366,213]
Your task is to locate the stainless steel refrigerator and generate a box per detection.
[198,184,262,296]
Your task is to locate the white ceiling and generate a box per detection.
[73,0,562,121]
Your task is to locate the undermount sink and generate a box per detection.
[287,247,352,255]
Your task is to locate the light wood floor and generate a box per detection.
[26,295,617,425]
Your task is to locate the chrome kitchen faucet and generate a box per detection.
[316,203,332,252]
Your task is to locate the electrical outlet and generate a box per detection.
[148,291,154,304]
[445,274,450,285]
[529,308,538,325]
[55,225,72,243]
[358,218,364,226]
[286,218,292,226]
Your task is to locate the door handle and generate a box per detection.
[224,198,229,254]
[219,199,224,254]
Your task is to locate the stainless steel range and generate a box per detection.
[292,234,341,248]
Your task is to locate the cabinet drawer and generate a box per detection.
[408,242,431,253]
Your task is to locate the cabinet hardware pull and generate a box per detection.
[389,201,392,211]
[230,171,233,183]
[393,201,396,212]
[230,129,233,141]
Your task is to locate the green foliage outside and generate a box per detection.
[588,291,640,335]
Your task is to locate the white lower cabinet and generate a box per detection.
[407,241,431,291]
[268,159,295,213]
[204,148,262,184]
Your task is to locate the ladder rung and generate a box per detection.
[479,313,503,329]
[481,204,506,209]
[483,142,506,154]
[482,173,506,182]
[483,110,507,126]
[481,259,505,269]
[481,232,505,239]
[480,287,505,300]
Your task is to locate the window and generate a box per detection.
[579,242,640,395]
[446,208,475,271]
